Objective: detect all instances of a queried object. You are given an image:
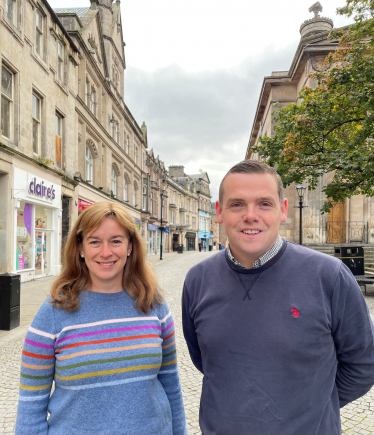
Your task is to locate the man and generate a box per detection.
[182,160,374,435]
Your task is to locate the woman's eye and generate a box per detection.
[112,240,121,244]
[89,241,99,245]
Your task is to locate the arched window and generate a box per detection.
[111,167,117,196]
[133,182,137,206]
[124,177,128,201]
[85,144,93,185]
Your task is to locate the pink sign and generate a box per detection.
[18,254,24,270]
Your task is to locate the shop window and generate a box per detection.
[57,41,64,82]
[85,144,93,184]
[111,167,117,196]
[55,113,62,168]
[6,0,17,26]
[35,205,52,277]
[1,66,13,140]
[124,177,128,201]
[36,9,44,58]
[32,92,41,155]
[16,201,33,271]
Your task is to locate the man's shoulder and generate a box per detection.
[284,240,342,267]
[185,250,227,280]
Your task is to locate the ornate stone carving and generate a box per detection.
[78,116,84,125]
[86,139,99,158]
[112,161,120,176]
[310,56,329,72]
[309,2,323,18]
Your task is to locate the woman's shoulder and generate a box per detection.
[153,296,172,320]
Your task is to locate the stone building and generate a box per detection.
[246,2,371,246]
[210,202,219,251]
[188,171,212,250]
[0,0,148,281]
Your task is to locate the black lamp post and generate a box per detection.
[159,178,167,260]
[295,184,308,245]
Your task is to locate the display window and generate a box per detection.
[16,201,33,271]
[34,205,52,277]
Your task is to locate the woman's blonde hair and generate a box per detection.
[50,201,162,313]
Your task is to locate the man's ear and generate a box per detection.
[216,201,224,224]
[280,198,288,223]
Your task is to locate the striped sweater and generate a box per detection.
[15,290,187,435]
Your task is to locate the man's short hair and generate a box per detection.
[219,160,284,205]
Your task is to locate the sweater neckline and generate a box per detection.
[224,239,287,274]
[81,289,127,300]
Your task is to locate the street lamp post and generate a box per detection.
[295,185,308,245]
[159,178,167,260]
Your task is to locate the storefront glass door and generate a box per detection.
[35,231,51,277]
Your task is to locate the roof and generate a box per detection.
[53,7,90,19]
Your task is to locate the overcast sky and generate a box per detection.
[49,0,352,201]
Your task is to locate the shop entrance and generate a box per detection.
[186,237,195,251]
[35,230,51,277]
[172,233,179,251]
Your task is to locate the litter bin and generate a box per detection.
[209,245,213,251]
[0,273,20,330]
[177,244,184,254]
[334,246,364,276]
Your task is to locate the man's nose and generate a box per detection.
[243,205,259,222]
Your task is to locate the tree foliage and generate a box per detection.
[253,0,374,213]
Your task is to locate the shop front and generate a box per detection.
[134,219,141,231]
[147,223,158,255]
[198,230,212,251]
[185,232,196,251]
[78,199,95,215]
[13,168,61,282]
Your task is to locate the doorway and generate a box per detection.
[35,230,51,277]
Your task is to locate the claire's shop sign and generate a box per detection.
[27,175,56,201]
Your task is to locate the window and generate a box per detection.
[32,93,41,154]
[186,198,190,211]
[91,88,96,115]
[85,145,93,184]
[6,0,17,25]
[85,80,89,105]
[192,217,196,230]
[124,177,128,201]
[111,167,117,196]
[1,66,13,140]
[143,185,147,210]
[36,10,44,58]
[126,136,129,154]
[115,123,118,143]
[57,41,64,82]
[180,197,182,208]
[150,192,153,214]
[55,114,62,168]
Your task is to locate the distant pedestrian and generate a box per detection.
[198,242,202,252]
[182,160,374,435]
[16,202,187,435]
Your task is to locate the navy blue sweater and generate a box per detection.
[182,241,374,435]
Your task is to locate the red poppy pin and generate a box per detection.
[291,307,300,318]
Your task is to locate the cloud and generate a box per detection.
[125,42,298,201]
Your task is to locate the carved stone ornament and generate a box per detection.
[309,2,323,18]
[86,139,99,158]
[310,56,329,72]
[78,117,84,125]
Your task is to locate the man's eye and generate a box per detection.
[261,202,271,207]
[231,203,242,208]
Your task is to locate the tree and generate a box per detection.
[253,0,374,213]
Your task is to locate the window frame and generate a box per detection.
[32,92,41,155]
[126,135,130,154]
[6,0,17,26]
[124,177,128,201]
[142,185,147,211]
[90,87,96,115]
[57,41,64,82]
[55,113,63,168]
[85,144,93,185]
[35,9,44,58]
[1,65,14,140]
[111,167,117,196]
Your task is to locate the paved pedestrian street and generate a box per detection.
[2,250,374,434]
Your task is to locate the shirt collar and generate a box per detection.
[227,236,283,269]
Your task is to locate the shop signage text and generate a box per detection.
[28,176,55,201]
[186,232,196,238]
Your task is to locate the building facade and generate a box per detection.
[246,3,372,245]
[0,0,148,281]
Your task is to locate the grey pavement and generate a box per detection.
[1,250,374,434]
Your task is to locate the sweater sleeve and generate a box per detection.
[157,303,187,435]
[15,298,56,435]
[182,281,203,374]
[331,263,374,407]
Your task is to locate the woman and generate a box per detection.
[16,202,187,435]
